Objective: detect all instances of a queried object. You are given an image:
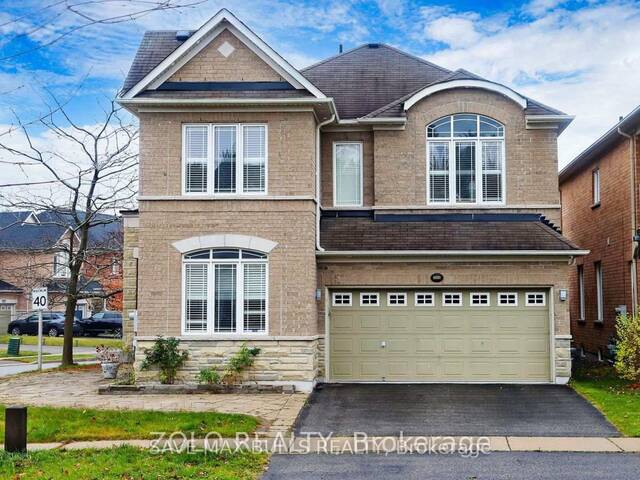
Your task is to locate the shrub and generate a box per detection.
[140,337,188,384]
[614,312,640,383]
[198,367,221,385]
[197,344,260,385]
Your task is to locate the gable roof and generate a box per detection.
[560,104,640,183]
[0,279,21,292]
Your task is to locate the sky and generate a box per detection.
[0,0,639,175]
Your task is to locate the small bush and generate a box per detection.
[140,336,188,384]
[197,344,260,385]
[614,312,640,383]
[198,367,221,385]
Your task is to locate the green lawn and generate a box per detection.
[0,350,95,364]
[0,349,38,359]
[0,446,267,480]
[0,335,122,348]
[0,405,259,442]
[571,366,640,436]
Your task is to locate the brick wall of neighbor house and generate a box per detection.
[317,259,573,380]
[0,251,54,311]
[561,136,633,355]
[168,29,284,83]
[321,131,375,207]
[139,111,316,197]
[372,89,561,224]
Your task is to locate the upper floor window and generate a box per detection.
[53,250,70,278]
[183,124,267,195]
[183,248,268,335]
[592,168,600,206]
[333,142,363,207]
[427,114,505,205]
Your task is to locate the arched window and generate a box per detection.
[183,248,267,335]
[426,114,505,205]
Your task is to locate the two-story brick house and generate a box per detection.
[559,105,640,358]
[119,9,585,391]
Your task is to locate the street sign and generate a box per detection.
[31,287,48,311]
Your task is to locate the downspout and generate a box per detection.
[316,113,336,251]
[619,126,638,314]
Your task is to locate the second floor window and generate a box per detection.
[592,168,600,206]
[334,142,363,207]
[427,114,505,205]
[53,250,70,278]
[183,124,267,195]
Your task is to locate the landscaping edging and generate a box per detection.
[99,383,296,395]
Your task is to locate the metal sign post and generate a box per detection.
[31,287,48,372]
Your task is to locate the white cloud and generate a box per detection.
[523,0,569,17]
[424,15,481,48]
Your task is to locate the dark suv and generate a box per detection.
[7,312,81,337]
[78,311,123,337]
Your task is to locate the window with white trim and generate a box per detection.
[471,292,490,306]
[592,168,600,206]
[334,142,363,207]
[595,262,604,322]
[498,292,518,306]
[578,265,585,321]
[443,292,462,306]
[526,292,546,306]
[183,248,267,334]
[360,292,380,306]
[415,292,434,306]
[53,250,70,278]
[183,124,267,195]
[427,114,505,205]
[332,292,352,306]
[387,292,407,306]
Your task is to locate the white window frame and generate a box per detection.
[426,114,506,206]
[360,292,380,306]
[181,249,269,336]
[497,292,518,306]
[332,292,352,306]
[387,292,407,306]
[595,262,604,322]
[592,168,600,206]
[525,292,546,306]
[442,292,463,306]
[578,265,585,321]
[53,250,70,278]
[333,141,363,207]
[182,123,268,196]
[471,292,491,306]
[415,292,435,306]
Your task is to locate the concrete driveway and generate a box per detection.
[294,384,619,437]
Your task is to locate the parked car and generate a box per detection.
[7,311,82,337]
[78,311,123,338]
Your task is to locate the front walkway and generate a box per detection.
[0,367,306,435]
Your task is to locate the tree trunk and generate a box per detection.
[61,273,79,366]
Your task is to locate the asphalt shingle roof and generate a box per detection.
[0,279,21,292]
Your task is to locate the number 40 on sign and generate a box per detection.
[31,287,48,311]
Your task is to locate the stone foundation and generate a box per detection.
[134,337,321,392]
[554,335,572,383]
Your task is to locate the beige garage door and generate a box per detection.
[329,289,550,383]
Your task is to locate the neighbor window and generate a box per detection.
[526,292,546,306]
[578,265,585,321]
[387,292,407,306]
[332,292,352,306]
[183,248,267,334]
[360,292,380,306]
[53,250,70,278]
[442,292,462,306]
[334,142,363,207]
[498,292,518,306]
[183,124,267,195]
[415,292,434,306]
[471,292,490,306]
[592,168,600,206]
[427,114,504,204]
[595,262,604,322]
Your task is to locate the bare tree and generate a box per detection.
[0,97,137,366]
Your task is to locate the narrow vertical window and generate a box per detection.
[481,141,503,202]
[334,142,362,207]
[185,263,208,333]
[595,261,604,322]
[577,265,585,321]
[53,250,70,278]
[243,125,266,193]
[214,264,237,332]
[455,142,476,202]
[592,168,600,206]
[184,125,208,193]
[243,263,266,332]
[428,142,449,202]
[214,126,237,193]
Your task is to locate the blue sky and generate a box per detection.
[1,0,639,169]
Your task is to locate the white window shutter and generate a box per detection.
[243,125,266,193]
[243,263,267,332]
[184,126,209,193]
[185,263,208,332]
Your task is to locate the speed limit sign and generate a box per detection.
[31,287,48,311]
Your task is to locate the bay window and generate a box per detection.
[183,124,267,195]
[183,248,267,334]
[427,114,505,205]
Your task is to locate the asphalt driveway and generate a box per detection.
[294,384,619,437]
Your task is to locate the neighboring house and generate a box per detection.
[0,210,123,319]
[559,105,640,358]
[119,9,585,391]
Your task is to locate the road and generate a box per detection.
[263,452,640,479]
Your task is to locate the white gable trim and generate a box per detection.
[403,79,527,111]
[121,9,324,100]
[172,234,278,254]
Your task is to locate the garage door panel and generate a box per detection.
[329,289,550,383]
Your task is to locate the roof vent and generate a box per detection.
[367,43,380,49]
[176,30,191,41]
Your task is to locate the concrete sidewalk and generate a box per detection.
[4,436,640,453]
